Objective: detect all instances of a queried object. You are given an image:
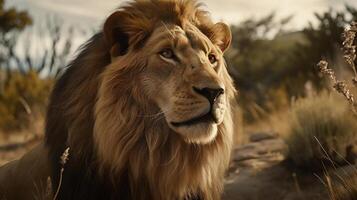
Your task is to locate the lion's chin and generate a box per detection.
[172,122,218,145]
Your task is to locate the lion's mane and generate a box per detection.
[45,1,236,199]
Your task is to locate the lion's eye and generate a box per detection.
[208,54,218,64]
[159,49,175,59]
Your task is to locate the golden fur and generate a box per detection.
[93,1,236,199]
[43,0,237,199]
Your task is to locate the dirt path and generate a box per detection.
[223,134,330,200]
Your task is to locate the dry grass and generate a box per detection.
[285,92,357,170]
[232,105,245,145]
[328,173,357,200]
[0,70,53,132]
[318,22,357,115]
[316,21,357,200]
[244,108,290,138]
[53,147,70,200]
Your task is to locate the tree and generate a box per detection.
[292,5,357,89]
[0,0,78,76]
[0,0,32,32]
[226,13,296,121]
[0,0,32,72]
[20,17,76,76]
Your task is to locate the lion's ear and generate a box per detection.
[103,11,151,57]
[210,22,232,53]
[104,12,130,57]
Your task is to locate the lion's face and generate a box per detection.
[102,3,233,145]
[137,24,229,144]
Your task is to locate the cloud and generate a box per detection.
[6,0,357,29]
[203,0,356,29]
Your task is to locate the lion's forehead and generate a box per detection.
[149,24,217,55]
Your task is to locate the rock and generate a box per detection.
[232,139,286,162]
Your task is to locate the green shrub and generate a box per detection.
[0,70,53,131]
[285,93,357,170]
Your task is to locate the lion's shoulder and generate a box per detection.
[0,144,50,199]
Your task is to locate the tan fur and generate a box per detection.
[92,1,237,199]
[94,57,234,199]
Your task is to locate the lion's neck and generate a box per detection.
[94,93,231,199]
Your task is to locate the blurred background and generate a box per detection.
[1,0,357,199]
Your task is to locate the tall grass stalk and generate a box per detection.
[53,147,70,200]
[317,21,357,200]
[317,22,357,115]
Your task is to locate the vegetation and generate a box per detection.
[328,173,357,200]
[285,93,357,170]
[227,5,357,123]
[0,70,53,131]
[0,0,32,70]
[0,0,77,133]
[313,21,357,200]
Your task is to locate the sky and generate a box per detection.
[5,0,357,66]
[7,0,357,30]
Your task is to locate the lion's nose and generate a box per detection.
[193,87,224,105]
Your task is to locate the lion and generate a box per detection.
[0,0,236,199]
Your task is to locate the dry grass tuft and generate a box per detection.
[0,70,53,132]
[285,93,357,171]
[318,61,355,105]
[31,147,70,200]
[328,174,357,200]
[53,147,70,200]
[342,22,357,86]
[33,177,53,200]
[316,21,357,200]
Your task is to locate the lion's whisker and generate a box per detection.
[137,108,171,118]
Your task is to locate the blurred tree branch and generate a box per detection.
[0,0,79,80]
[0,0,32,76]
[19,17,75,76]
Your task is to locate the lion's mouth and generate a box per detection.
[171,111,218,127]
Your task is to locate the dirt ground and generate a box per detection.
[224,133,331,200]
[0,132,349,200]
